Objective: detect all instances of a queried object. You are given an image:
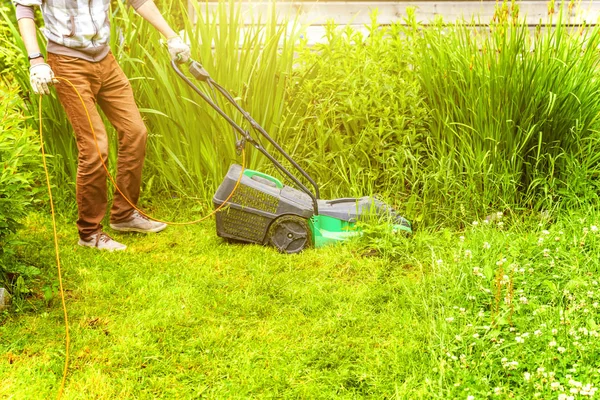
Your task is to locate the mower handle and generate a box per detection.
[170,59,321,214]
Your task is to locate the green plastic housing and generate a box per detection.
[309,215,360,248]
[309,215,412,248]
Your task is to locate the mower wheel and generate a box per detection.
[267,215,311,254]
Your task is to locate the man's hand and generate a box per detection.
[167,36,190,63]
[29,63,55,95]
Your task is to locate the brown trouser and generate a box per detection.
[48,52,147,239]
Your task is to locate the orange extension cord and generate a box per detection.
[38,77,246,399]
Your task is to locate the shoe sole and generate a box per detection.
[109,224,168,234]
[78,241,127,251]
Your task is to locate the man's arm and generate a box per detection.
[16,6,55,95]
[135,0,178,39]
[16,8,44,65]
[134,0,190,62]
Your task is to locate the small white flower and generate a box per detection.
[534,330,542,336]
[483,242,491,249]
[472,221,479,226]
[446,317,454,323]
[465,249,472,258]
[524,372,531,381]
[467,396,475,400]
[473,333,480,339]
[459,235,465,242]
[543,249,550,257]
[455,335,462,341]
[542,230,550,235]
[552,329,558,335]
[591,225,598,232]
[519,296,528,304]
[557,346,566,353]
[436,259,443,265]
[516,336,524,343]
[549,340,557,347]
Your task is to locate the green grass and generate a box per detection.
[2,204,600,398]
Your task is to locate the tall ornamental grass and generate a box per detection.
[413,2,600,212]
[1,0,302,202]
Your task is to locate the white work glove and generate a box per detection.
[167,36,190,63]
[29,63,56,96]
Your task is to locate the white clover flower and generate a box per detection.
[570,388,579,395]
[459,235,465,242]
[493,387,502,395]
[537,367,545,374]
[524,372,531,381]
[557,347,566,353]
[516,336,524,343]
[455,335,462,341]
[591,225,598,232]
[465,249,472,258]
[552,329,558,335]
[446,317,454,323]
[483,242,491,249]
[543,248,550,257]
[436,259,443,265]
[538,237,544,245]
[497,221,504,228]
[472,221,479,226]
[484,219,490,224]
[549,341,557,347]
[473,333,480,339]
[542,229,550,235]
[583,227,589,234]
[550,381,561,390]
[534,330,542,336]
[520,296,528,304]
[467,396,475,400]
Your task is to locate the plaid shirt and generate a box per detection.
[14,0,146,61]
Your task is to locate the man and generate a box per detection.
[14,0,190,251]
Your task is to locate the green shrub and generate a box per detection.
[283,13,429,216]
[0,85,43,281]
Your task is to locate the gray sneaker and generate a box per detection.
[78,232,127,251]
[110,211,167,233]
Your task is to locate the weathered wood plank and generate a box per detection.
[189,1,600,26]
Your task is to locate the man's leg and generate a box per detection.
[96,53,166,233]
[47,53,110,240]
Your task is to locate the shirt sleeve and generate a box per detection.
[128,0,149,11]
[14,3,36,20]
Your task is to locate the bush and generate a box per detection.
[283,13,429,215]
[0,85,43,281]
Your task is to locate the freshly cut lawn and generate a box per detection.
[3,205,600,399]
[0,210,432,399]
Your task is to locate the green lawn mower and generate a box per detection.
[172,59,412,253]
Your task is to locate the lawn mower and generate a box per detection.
[172,59,412,253]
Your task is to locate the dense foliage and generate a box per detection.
[0,85,43,283]
[283,14,428,219]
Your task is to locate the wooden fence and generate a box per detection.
[187,1,600,44]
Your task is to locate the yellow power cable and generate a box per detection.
[39,76,247,399]
[38,96,70,400]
